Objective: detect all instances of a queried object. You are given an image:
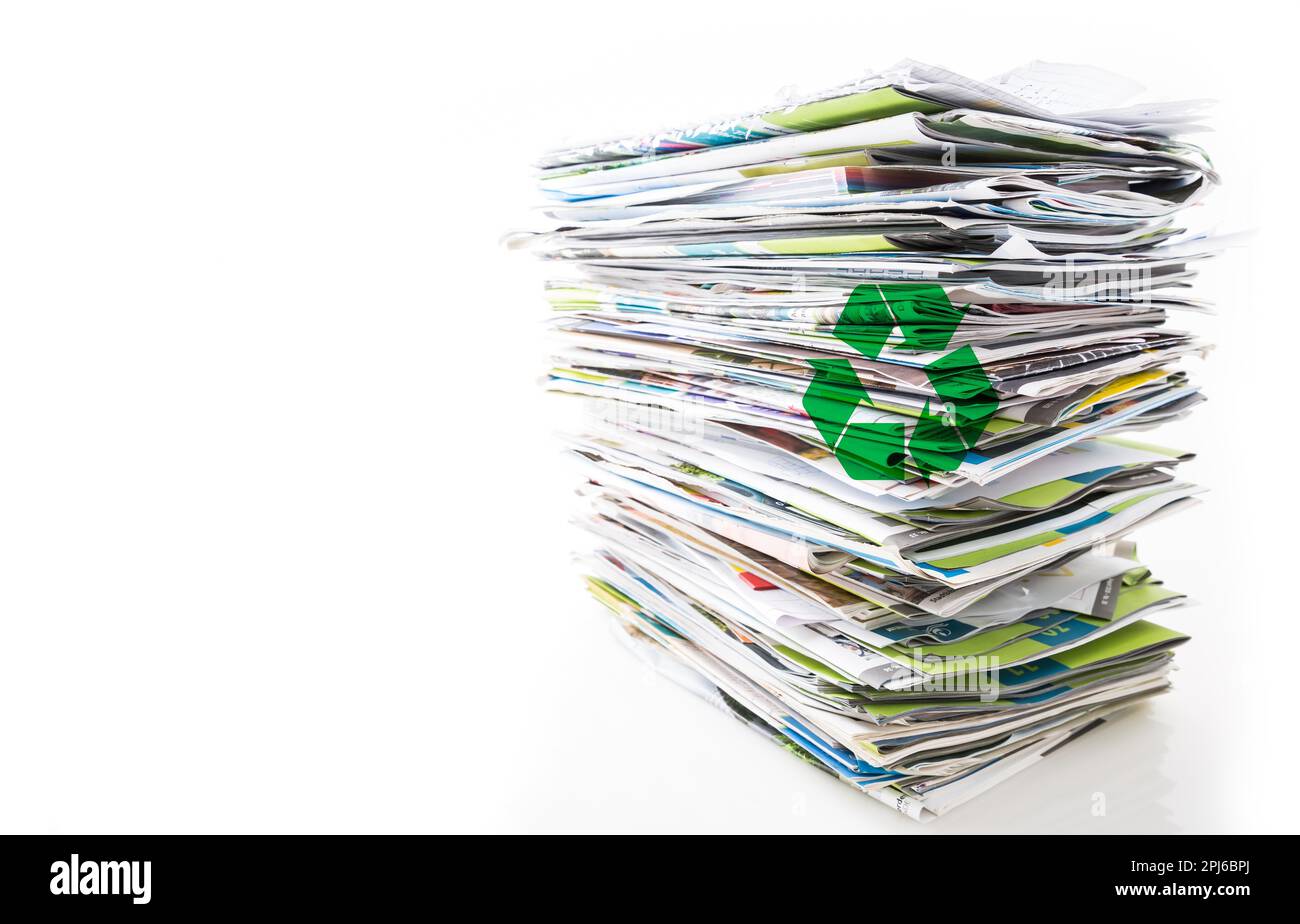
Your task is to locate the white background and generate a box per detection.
[1,2,1295,833]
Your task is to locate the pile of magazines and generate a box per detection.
[523,60,1217,820]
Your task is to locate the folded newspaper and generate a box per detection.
[518,60,1215,821]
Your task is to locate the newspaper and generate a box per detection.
[520,59,1216,820]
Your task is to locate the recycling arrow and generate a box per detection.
[800,283,999,481]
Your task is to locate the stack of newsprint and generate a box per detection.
[522,61,1217,820]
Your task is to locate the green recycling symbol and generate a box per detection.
[801,283,998,481]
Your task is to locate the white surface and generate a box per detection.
[0,2,1294,833]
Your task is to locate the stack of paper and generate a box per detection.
[524,60,1215,820]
